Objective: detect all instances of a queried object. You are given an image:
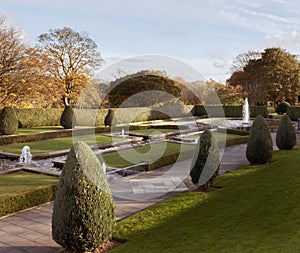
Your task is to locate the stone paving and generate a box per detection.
[0,143,251,253]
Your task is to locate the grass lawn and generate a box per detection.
[112,147,300,252]
[16,126,100,134]
[102,142,193,168]
[0,134,122,154]
[0,171,58,197]
[16,126,64,134]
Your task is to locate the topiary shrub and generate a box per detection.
[276,114,296,150]
[246,115,273,164]
[60,106,76,129]
[52,141,116,252]
[190,130,220,192]
[276,101,290,115]
[0,107,18,135]
[104,108,115,127]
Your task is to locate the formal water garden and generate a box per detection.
[1,15,300,252]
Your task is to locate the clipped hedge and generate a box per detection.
[192,105,241,117]
[11,105,191,128]
[147,148,193,171]
[0,184,57,217]
[192,105,268,118]
[16,108,63,128]
[250,106,269,118]
[287,107,300,121]
[0,127,108,145]
[217,128,249,136]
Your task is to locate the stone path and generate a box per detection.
[0,143,250,253]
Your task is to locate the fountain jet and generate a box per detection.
[243,97,250,124]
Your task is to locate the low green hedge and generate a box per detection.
[0,184,57,217]
[148,149,193,171]
[0,127,108,145]
[287,107,300,121]
[224,136,249,146]
[217,128,249,136]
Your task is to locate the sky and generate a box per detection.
[2,0,300,83]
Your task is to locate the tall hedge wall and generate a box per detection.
[287,107,300,121]
[10,105,193,128]
[191,105,268,118]
[9,105,268,128]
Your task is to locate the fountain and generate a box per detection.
[243,97,250,124]
[19,146,32,164]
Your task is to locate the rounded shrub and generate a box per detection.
[246,115,273,164]
[276,114,296,150]
[0,107,18,135]
[190,130,220,192]
[60,106,76,129]
[104,109,115,127]
[275,101,290,115]
[52,141,116,252]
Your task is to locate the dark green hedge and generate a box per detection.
[148,149,193,171]
[191,105,241,117]
[287,107,300,121]
[0,184,57,217]
[192,105,268,118]
[250,106,268,118]
[217,128,249,136]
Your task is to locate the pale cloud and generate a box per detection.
[263,31,300,48]
[3,0,300,82]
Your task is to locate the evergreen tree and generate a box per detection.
[246,115,273,164]
[52,141,116,252]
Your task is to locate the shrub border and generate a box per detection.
[0,181,57,217]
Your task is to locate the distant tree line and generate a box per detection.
[4,14,297,109]
[227,48,300,106]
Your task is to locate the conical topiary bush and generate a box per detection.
[104,108,115,127]
[0,107,18,135]
[276,114,296,150]
[52,141,116,252]
[246,115,273,164]
[60,106,76,129]
[190,130,220,192]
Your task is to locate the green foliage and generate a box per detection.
[190,130,220,191]
[0,184,57,217]
[246,115,273,164]
[217,128,249,136]
[250,106,269,118]
[15,108,63,127]
[108,71,181,107]
[276,115,296,150]
[60,106,76,129]
[192,105,268,118]
[275,101,290,115]
[0,171,58,217]
[228,47,300,106]
[192,105,241,117]
[0,107,18,135]
[52,141,116,252]
[287,106,300,121]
